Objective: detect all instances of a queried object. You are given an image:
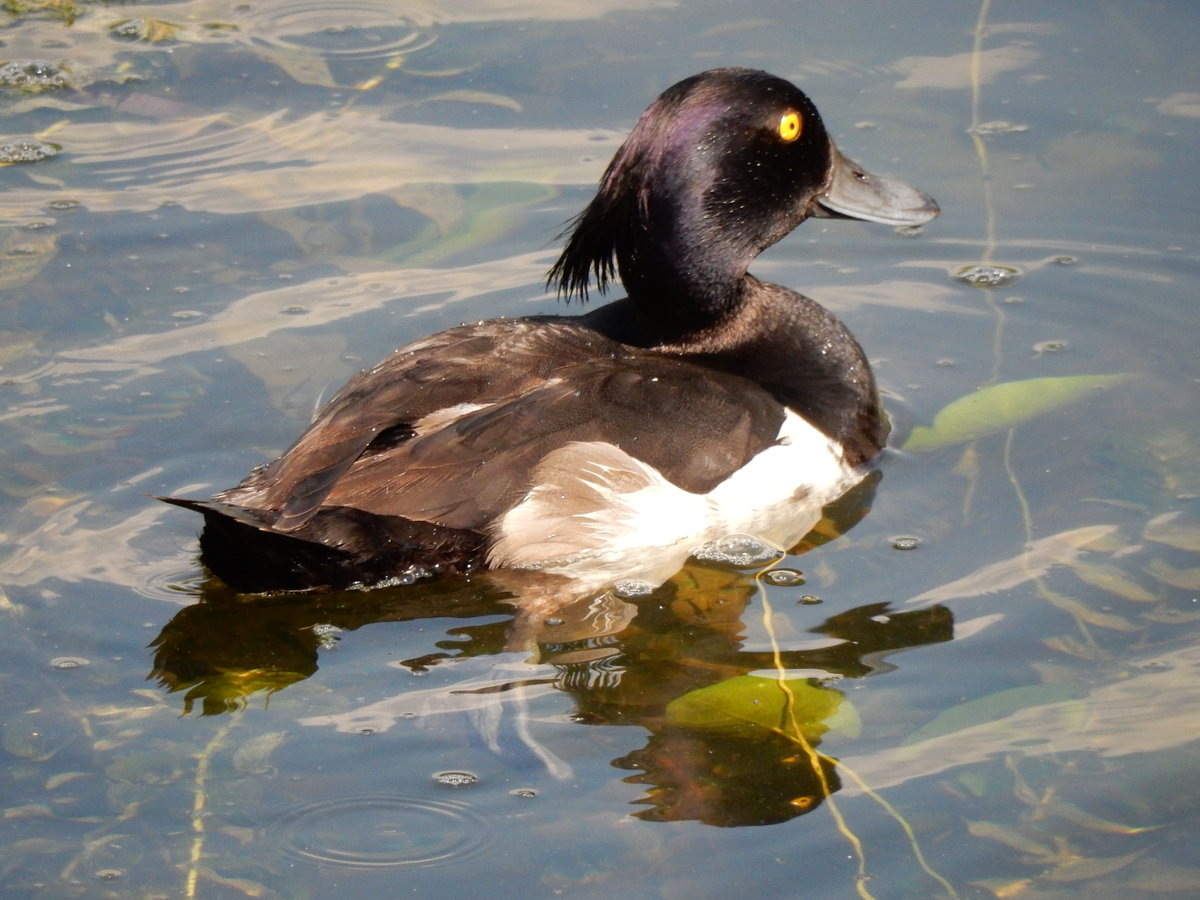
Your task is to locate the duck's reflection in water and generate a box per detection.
[150,484,953,827]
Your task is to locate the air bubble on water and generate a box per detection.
[612,579,655,599]
[372,565,431,588]
[433,771,478,788]
[890,536,921,551]
[0,139,60,165]
[954,264,1020,287]
[692,534,780,568]
[310,623,342,649]
[50,657,89,670]
[0,59,72,90]
[510,788,537,799]
[798,595,822,605]
[760,568,806,587]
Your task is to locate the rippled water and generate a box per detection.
[272,793,491,868]
[2,0,1199,897]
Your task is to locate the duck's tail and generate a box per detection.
[160,496,486,593]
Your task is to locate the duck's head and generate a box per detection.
[550,68,938,326]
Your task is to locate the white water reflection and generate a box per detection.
[844,640,1200,794]
[4,113,624,218]
[893,43,1041,90]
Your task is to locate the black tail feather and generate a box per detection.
[160,496,486,593]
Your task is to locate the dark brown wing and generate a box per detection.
[217,319,617,528]
[316,353,786,530]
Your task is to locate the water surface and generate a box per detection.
[2,0,1199,897]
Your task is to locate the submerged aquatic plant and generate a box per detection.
[2,0,92,26]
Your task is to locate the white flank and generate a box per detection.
[489,411,862,593]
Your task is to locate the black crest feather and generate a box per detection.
[547,74,701,303]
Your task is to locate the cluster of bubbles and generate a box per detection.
[612,579,655,599]
[0,139,60,164]
[955,264,1021,287]
[371,564,433,588]
[433,771,478,787]
[310,623,343,649]
[692,533,781,568]
[0,59,72,90]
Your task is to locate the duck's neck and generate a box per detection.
[614,211,754,344]
[689,278,887,466]
[578,275,887,466]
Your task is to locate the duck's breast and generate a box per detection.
[488,409,861,590]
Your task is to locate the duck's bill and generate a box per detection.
[813,147,939,227]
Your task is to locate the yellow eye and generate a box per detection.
[777,110,802,142]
